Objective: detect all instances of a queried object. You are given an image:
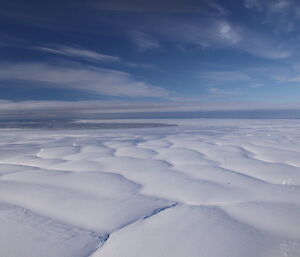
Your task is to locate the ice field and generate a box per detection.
[1,119,300,257]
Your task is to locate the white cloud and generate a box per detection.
[207,87,242,97]
[271,0,291,12]
[217,21,292,59]
[205,0,228,15]
[244,0,299,32]
[244,0,292,13]
[36,46,121,62]
[218,21,241,44]
[285,76,300,82]
[163,18,241,47]
[249,83,264,88]
[0,62,169,98]
[244,0,261,9]
[245,64,294,82]
[35,45,161,71]
[240,31,292,59]
[198,71,250,81]
[152,17,292,59]
[131,32,161,52]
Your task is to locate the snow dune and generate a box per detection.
[1,119,300,257]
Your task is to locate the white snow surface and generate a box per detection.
[1,119,300,257]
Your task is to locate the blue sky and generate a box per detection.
[1,0,300,118]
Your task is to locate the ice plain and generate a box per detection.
[1,119,300,257]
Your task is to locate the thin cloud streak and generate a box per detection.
[90,0,227,14]
[207,87,242,96]
[35,46,121,62]
[198,71,251,81]
[2,100,300,120]
[131,31,161,52]
[0,62,169,98]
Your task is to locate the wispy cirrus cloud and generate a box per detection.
[244,0,293,15]
[0,62,169,98]
[207,87,242,97]
[153,18,240,48]
[244,0,261,9]
[90,0,228,14]
[249,83,264,88]
[198,71,251,81]
[146,16,292,59]
[35,45,121,62]
[34,45,159,70]
[244,0,300,32]
[131,31,161,52]
[244,64,293,82]
[218,21,241,45]
[239,31,292,59]
[1,0,293,60]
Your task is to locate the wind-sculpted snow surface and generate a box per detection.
[1,119,300,257]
